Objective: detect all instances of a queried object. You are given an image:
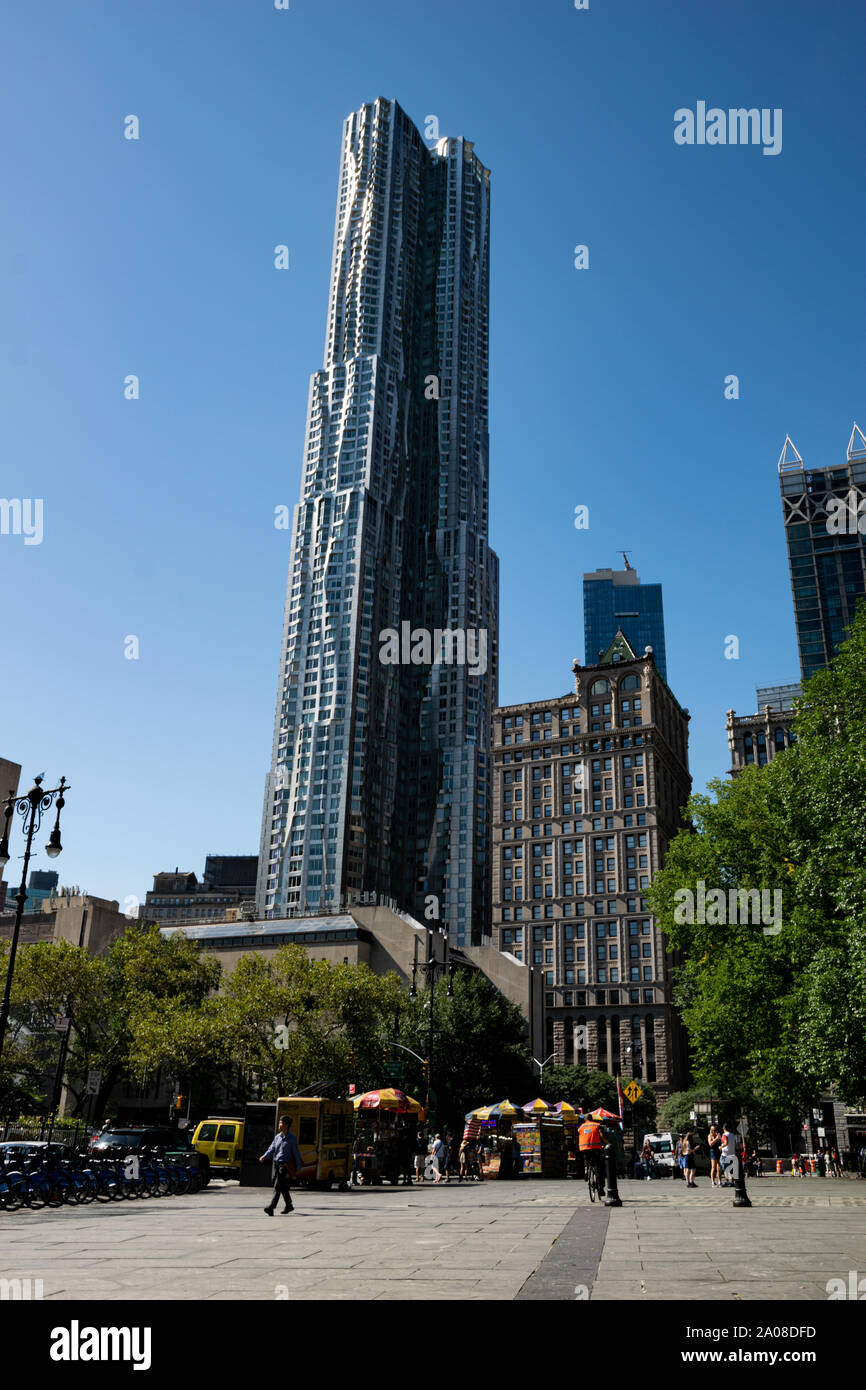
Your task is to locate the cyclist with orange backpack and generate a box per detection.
[578,1115,607,1198]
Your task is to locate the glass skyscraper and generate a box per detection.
[779,425,866,681]
[583,563,667,682]
[257,99,499,947]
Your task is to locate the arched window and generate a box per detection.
[596,1015,607,1066]
[590,679,610,696]
[564,1016,574,1064]
[621,674,640,691]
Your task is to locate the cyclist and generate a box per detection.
[578,1114,606,1198]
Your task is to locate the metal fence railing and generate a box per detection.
[1,1120,90,1148]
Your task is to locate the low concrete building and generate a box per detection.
[160,903,544,1058]
[0,889,129,955]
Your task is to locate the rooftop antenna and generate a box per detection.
[620,550,633,571]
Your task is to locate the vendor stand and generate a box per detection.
[464,1099,523,1177]
[351,1088,423,1185]
[513,1099,568,1178]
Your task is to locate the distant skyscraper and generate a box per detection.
[583,561,667,681]
[779,424,866,681]
[257,99,498,946]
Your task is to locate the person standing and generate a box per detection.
[721,1123,738,1189]
[682,1132,698,1188]
[413,1130,427,1183]
[707,1126,722,1186]
[431,1133,447,1184]
[259,1114,302,1215]
[674,1133,684,1180]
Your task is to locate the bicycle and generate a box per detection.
[584,1154,603,1203]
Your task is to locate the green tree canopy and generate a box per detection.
[647,604,866,1115]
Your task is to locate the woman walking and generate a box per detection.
[707,1126,722,1186]
[641,1138,654,1181]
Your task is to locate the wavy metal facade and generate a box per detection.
[257,99,498,946]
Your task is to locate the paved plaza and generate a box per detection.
[2,1175,865,1301]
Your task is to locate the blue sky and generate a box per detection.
[2,0,864,910]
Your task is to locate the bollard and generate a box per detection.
[603,1143,622,1208]
[732,1151,752,1209]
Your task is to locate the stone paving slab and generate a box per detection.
[2,1174,864,1301]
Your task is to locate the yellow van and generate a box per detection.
[191,1118,245,1177]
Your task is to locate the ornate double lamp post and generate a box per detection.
[410,929,454,1121]
[0,775,70,1065]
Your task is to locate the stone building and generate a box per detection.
[144,856,258,926]
[725,683,801,777]
[491,633,691,1105]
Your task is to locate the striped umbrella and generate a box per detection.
[522,1097,551,1115]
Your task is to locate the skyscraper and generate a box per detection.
[257,99,498,947]
[778,424,866,681]
[583,561,667,681]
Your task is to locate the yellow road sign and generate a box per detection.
[623,1081,643,1104]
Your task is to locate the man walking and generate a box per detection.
[260,1113,302,1215]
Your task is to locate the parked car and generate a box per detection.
[190,1119,244,1179]
[89,1127,210,1184]
[0,1141,73,1163]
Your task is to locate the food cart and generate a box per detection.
[512,1099,568,1178]
[351,1088,423,1185]
[464,1100,524,1177]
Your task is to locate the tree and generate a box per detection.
[218,944,406,1101]
[647,603,866,1113]
[399,969,534,1125]
[6,924,222,1120]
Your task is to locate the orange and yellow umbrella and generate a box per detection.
[352,1088,423,1113]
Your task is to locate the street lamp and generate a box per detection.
[0,776,70,1066]
[409,928,454,1123]
[533,1053,555,1088]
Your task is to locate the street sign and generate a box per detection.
[54,1016,70,1033]
[85,1069,102,1096]
[737,1119,749,1137]
[383,1061,403,1080]
[348,1083,356,1096]
[624,1081,643,1104]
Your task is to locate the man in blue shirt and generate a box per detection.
[260,1114,302,1215]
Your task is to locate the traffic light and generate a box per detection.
[422,1059,429,1083]
[174,1094,185,1112]
[348,1048,355,1068]
[382,1046,390,1067]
